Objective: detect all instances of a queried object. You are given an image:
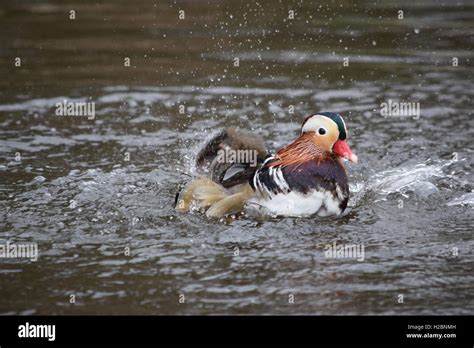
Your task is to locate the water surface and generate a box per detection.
[0,0,473,315]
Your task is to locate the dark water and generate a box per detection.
[0,0,473,315]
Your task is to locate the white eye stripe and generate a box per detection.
[301,116,322,133]
[302,115,334,133]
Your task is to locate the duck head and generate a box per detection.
[301,112,358,164]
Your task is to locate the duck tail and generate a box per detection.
[175,177,254,218]
[175,176,228,211]
[205,184,254,218]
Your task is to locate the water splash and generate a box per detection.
[447,192,474,207]
[351,158,464,206]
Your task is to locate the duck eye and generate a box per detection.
[318,127,327,135]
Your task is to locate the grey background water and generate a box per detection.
[0,0,473,315]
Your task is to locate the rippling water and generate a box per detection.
[0,0,473,315]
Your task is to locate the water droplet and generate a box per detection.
[33,176,46,184]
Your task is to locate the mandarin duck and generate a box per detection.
[176,112,358,218]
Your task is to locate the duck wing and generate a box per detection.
[196,127,268,188]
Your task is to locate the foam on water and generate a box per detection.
[350,158,468,206]
[447,192,474,207]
